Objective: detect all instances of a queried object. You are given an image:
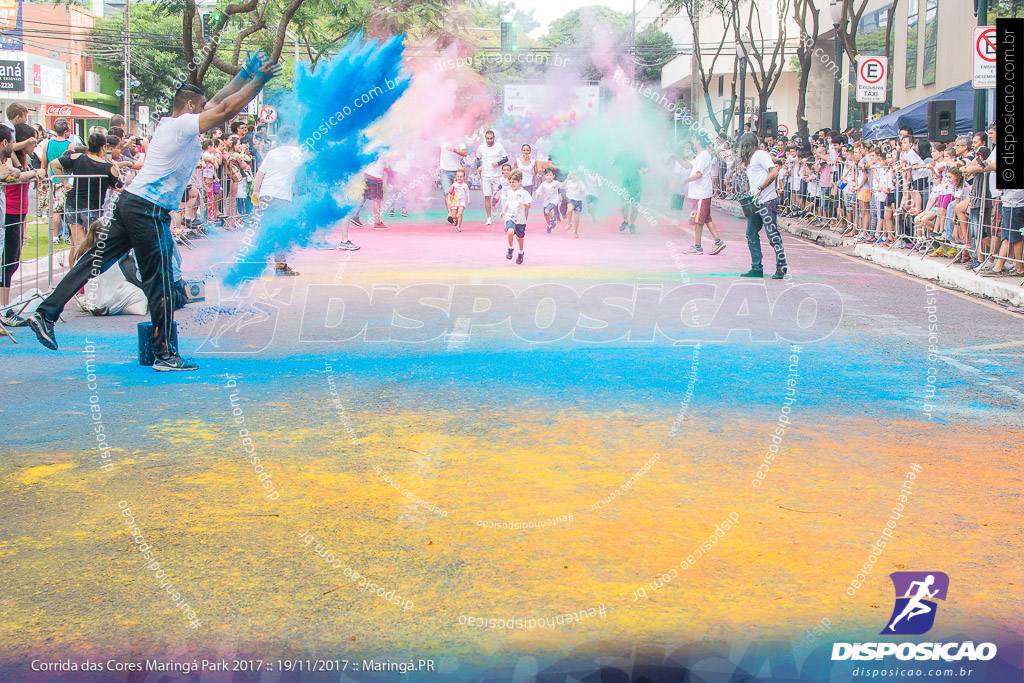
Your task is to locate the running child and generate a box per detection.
[494,163,512,217]
[533,168,562,233]
[447,168,470,232]
[584,169,601,223]
[503,169,531,264]
[562,171,585,238]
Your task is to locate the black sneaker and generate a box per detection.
[516,252,524,264]
[740,268,764,278]
[628,224,636,234]
[349,215,363,227]
[447,215,455,225]
[619,221,628,232]
[772,267,789,280]
[0,310,27,327]
[275,264,300,276]
[27,312,58,350]
[153,353,199,372]
[506,248,514,260]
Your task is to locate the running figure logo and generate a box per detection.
[881,572,949,635]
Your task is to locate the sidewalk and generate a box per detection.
[716,197,1024,307]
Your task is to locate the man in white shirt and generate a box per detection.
[475,130,509,226]
[682,134,726,255]
[29,51,282,371]
[738,133,788,279]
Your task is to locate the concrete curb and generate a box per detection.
[778,218,846,247]
[714,198,846,247]
[854,243,1024,307]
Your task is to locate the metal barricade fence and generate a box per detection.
[1,174,126,342]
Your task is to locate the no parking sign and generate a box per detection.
[973,26,996,88]
[260,105,278,123]
[856,56,887,103]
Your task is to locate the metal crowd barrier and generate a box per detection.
[774,155,1024,285]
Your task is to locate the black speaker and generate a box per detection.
[761,111,778,139]
[927,100,956,142]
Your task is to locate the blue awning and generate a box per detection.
[861,81,977,141]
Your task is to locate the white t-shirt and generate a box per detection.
[686,150,715,200]
[364,156,385,179]
[126,113,202,210]
[988,145,1001,198]
[257,146,304,202]
[563,177,585,201]
[746,150,778,203]
[439,141,466,172]
[503,188,531,224]
[476,142,508,178]
[533,179,562,207]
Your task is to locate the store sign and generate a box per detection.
[0,59,24,91]
[0,0,23,51]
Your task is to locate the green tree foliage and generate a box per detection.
[540,5,630,80]
[88,3,228,110]
[634,24,675,82]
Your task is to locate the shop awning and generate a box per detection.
[44,103,117,119]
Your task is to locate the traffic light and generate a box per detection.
[202,10,223,41]
[500,21,518,52]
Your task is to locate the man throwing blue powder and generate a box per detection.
[28,52,282,371]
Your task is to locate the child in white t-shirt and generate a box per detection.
[533,168,562,233]
[447,169,470,232]
[562,171,585,238]
[503,170,531,264]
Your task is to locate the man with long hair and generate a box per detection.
[27,51,282,371]
[737,132,788,279]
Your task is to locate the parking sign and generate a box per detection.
[856,56,887,103]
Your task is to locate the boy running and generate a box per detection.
[533,168,562,233]
[503,169,531,264]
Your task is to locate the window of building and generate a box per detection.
[718,75,724,97]
[906,0,919,88]
[922,0,938,85]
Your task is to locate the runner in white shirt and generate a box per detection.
[562,171,585,238]
[513,144,537,194]
[29,50,282,371]
[503,169,531,264]
[532,168,562,233]
[475,130,509,226]
[682,135,726,255]
[439,138,467,220]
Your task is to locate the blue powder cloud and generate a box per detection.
[225,34,410,285]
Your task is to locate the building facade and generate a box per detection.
[640,0,980,137]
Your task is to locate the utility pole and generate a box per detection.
[123,0,131,127]
[691,14,700,126]
[631,0,636,64]
[974,0,988,131]
[737,37,747,136]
